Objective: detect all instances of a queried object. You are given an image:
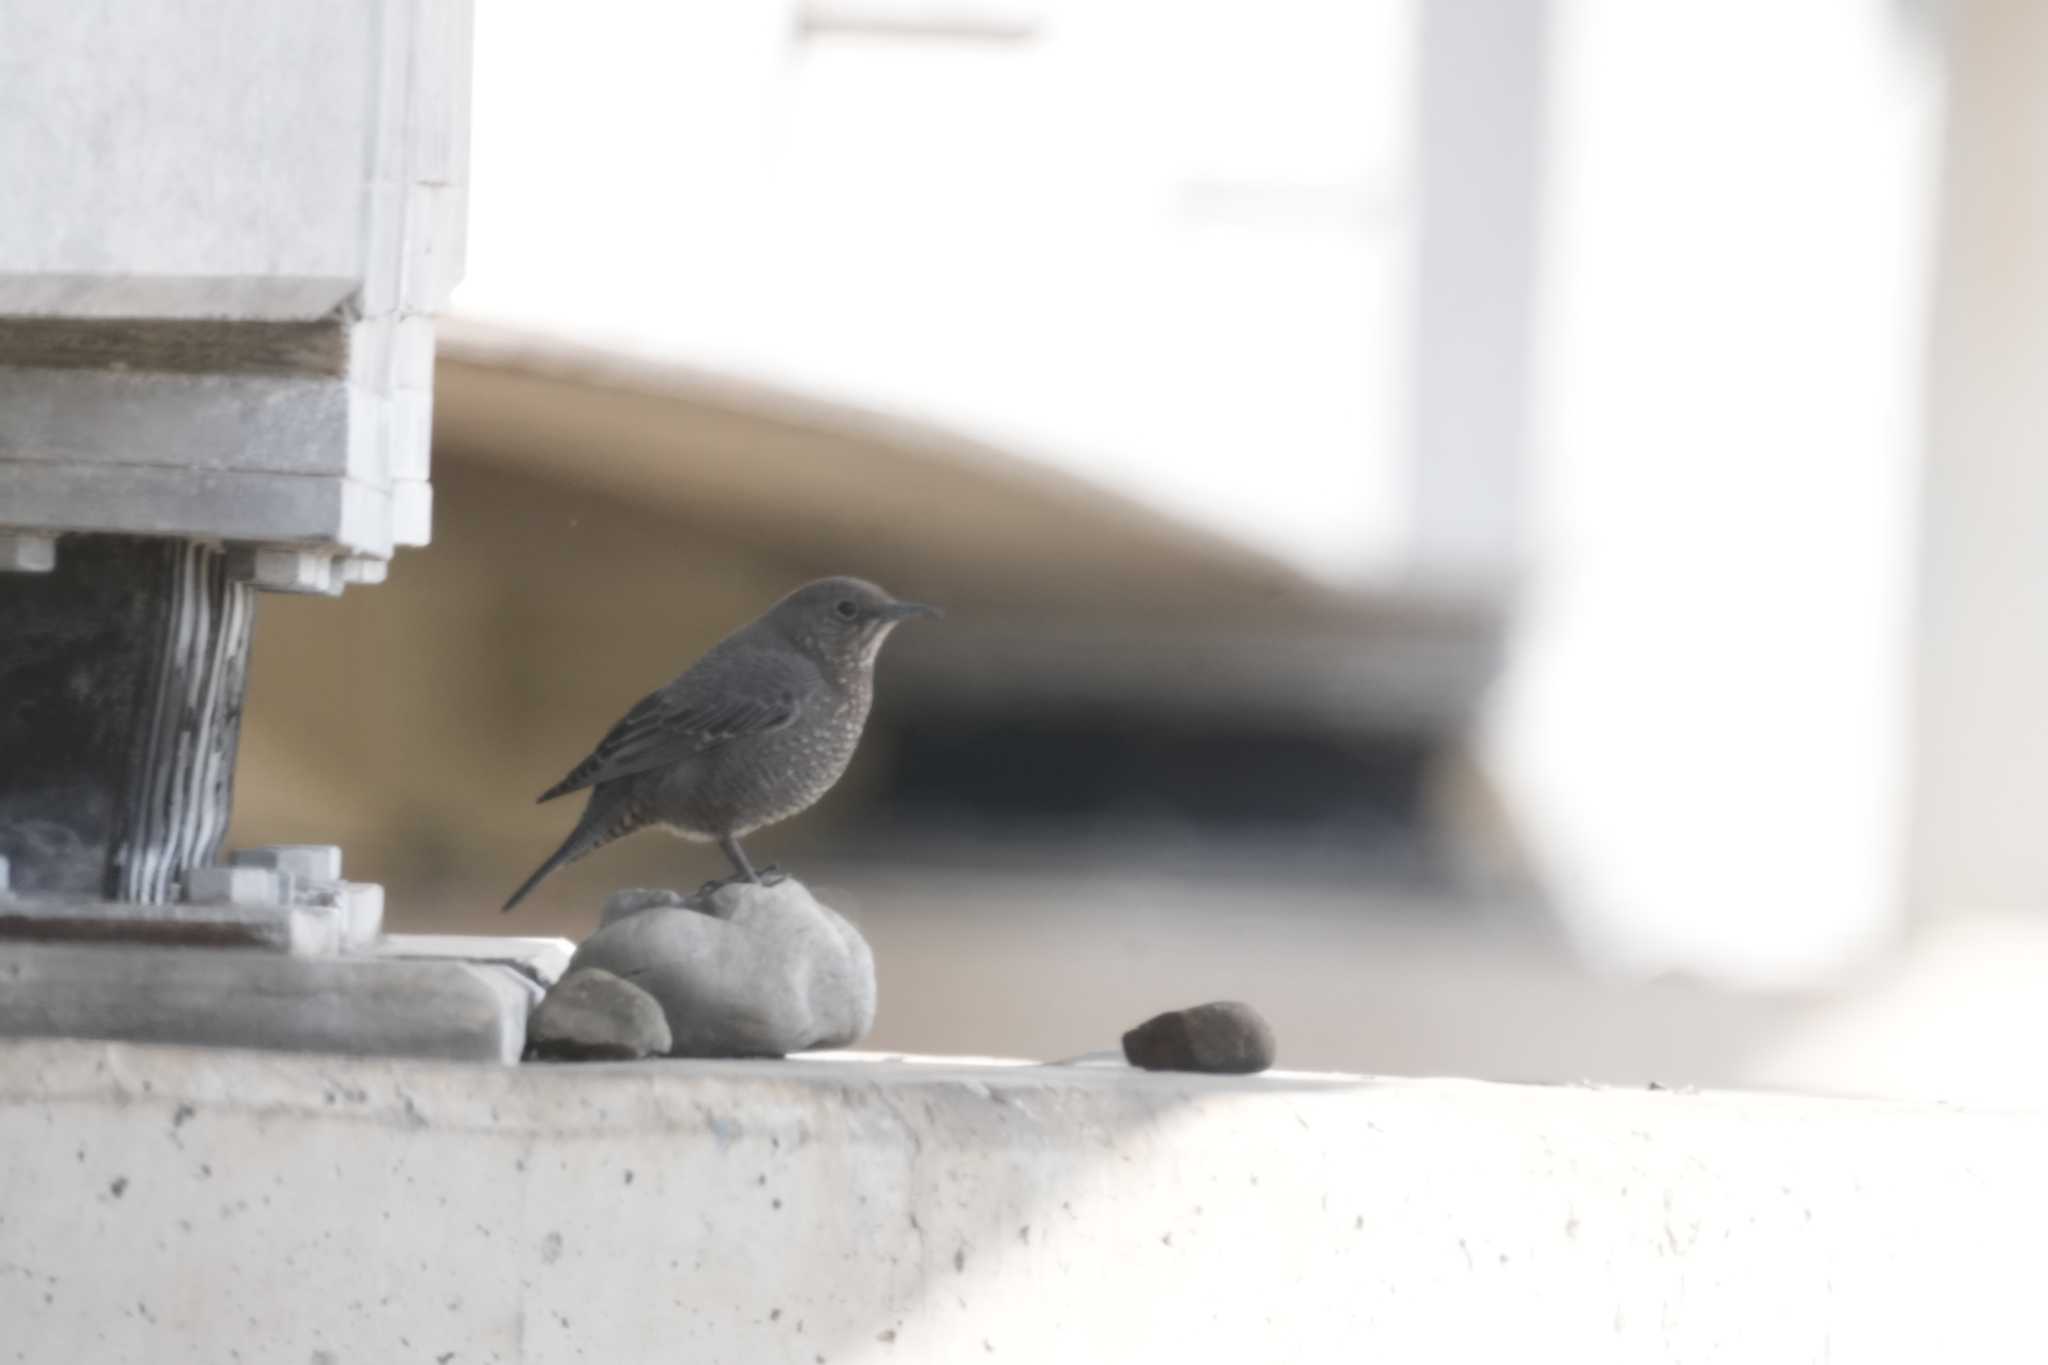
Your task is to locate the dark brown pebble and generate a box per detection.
[1121,1001,1276,1074]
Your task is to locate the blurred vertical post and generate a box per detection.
[1483,2,1946,982]
[1909,0,2048,920]
[1411,0,1549,583]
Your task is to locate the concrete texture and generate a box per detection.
[0,946,531,1062]
[569,881,876,1057]
[0,461,397,558]
[0,313,440,552]
[376,933,574,989]
[0,1,468,319]
[0,367,353,474]
[0,895,348,957]
[0,344,415,561]
[1,1038,2045,1363]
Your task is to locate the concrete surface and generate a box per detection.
[0,1,468,318]
[0,894,347,956]
[377,933,574,989]
[1,1039,2042,1363]
[0,946,531,1063]
[0,426,398,555]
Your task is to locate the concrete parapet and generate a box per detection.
[2,1038,2043,1362]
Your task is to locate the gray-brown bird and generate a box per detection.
[503,577,938,912]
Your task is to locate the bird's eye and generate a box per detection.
[834,599,858,620]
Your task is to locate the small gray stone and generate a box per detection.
[527,968,672,1062]
[1121,1001,1276,1075]
[565,878,875,1059]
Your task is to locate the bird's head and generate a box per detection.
[768,576,940,669]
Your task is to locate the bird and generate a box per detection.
[503,576,939,912]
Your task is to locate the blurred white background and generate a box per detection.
[237,0,2048,1103]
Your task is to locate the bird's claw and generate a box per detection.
[696,865,788,897]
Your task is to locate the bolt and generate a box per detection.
[0,533,58,574]
[338,556,389,586]
[230,845,343,882]
[183,865,289,907]
[338,882,385,950]
[225,547,339,596]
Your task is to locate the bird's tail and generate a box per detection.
[502,794,639,912]
[501,835,582,914]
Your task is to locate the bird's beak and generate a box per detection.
[883,600,942,621]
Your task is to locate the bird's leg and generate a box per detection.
[719,835,762,885]
[697,836,789,894]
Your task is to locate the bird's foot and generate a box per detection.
[695,865,788,898]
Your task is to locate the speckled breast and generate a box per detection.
[688,681,873,838]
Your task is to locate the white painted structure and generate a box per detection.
[0,0,472,575]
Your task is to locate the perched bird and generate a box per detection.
[503,577,938,912]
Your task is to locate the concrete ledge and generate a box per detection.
[0,895,338,954]
[2,1039,2043,1362]
[0,890,385,956]
[376,932,574,988]
[0,947,531,1062]
[0,462,394,555]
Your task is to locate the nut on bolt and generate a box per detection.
[225,547,340,596]
[183,864,290,907]
[230,844,344,882]
[0,533,58,574]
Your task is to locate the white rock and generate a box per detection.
[569,879,875,1058]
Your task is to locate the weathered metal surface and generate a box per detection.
[0,536,252,901]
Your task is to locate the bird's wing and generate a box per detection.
[535,648,810,802]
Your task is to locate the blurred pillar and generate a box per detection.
[1908,0,2048,918]
[1483,2,1946,983]
[1411,0,1548,582]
